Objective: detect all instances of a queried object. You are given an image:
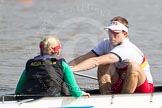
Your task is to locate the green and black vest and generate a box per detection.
[22,55,70,96]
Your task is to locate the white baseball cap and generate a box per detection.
[104,21,128,33]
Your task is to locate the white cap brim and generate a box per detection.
[104,21,128,33]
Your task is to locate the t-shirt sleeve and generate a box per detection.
[110,46,130,62]
[62,61,82,98]
[92,38,111,56]
[15,69,27,94]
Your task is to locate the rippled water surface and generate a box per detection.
[0,0,162,95]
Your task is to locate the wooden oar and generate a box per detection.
[74,73,97,80]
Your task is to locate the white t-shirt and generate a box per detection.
[92,38,153,83]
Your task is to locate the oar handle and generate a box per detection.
[74,73,97,80]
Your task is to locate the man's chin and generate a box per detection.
[110,42,117,46]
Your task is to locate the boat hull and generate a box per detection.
[0,92,162,108]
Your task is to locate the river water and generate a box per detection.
[0,0,162,95]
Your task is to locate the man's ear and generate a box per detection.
[124,32,128,37]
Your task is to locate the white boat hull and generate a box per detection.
[0,92,162,108]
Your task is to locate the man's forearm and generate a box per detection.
[68,56,85,66]
[69,51,96,66]
[71,58,98,72]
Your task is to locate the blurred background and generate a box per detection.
[0,0,162,95]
